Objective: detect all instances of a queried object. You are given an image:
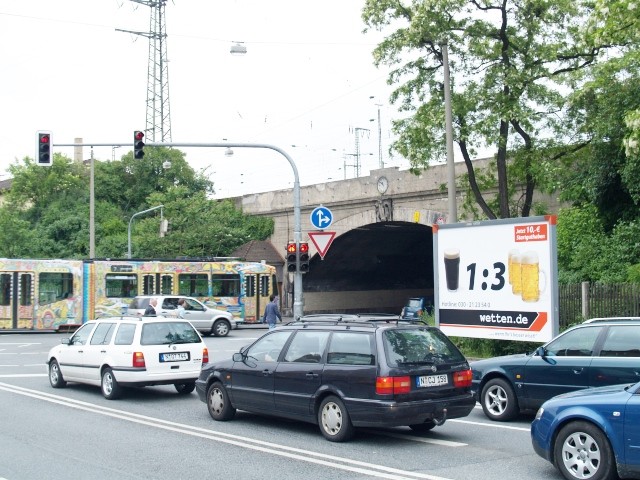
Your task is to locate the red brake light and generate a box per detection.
[202,347,209,365]
[376,376,411,395]
[453,369,472,388]
[133,351,145,368]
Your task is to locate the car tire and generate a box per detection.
[101,367,122,400]
[174,382,196,394]
[48,359,67,388]
[553,420,616,480]
[318,395,354,442]
[207,381,236,421]
[212,319,230,337]
[480,377,518,421]
[409,421,436,432]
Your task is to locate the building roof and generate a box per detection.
[231,240,283,265]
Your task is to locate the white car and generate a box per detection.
[47,317,209,400]
[127,295,237,337]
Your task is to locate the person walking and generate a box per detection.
[262,295,282,330]
[144,298,158,316]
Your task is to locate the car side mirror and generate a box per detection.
[535,346,546,358]
[62,338,70,345]
[232,352,244,362]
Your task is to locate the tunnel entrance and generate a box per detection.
[301,222,434,314]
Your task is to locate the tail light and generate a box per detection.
[132,351,146,368]
[376,376,411,395]
[453,369,472,388]
[202,347,209,365]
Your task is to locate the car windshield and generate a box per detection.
[140,322,201,345]
[407,299,422,308]
[383,328,465,366]
[129,298,149,309]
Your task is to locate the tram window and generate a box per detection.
[161,275,173,294]
[143,275,155,295]
[0,274,10,306]
[105,274,138,298]
[20,274,32,306]
[260,275,270,296]
[39,272,74,305]
[178,274,208,297]
[212,274,240,297]
[245,275,256,297]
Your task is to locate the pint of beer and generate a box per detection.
[508,249,519,286]
[521,251,540,302]
[443,249,460,291]
[511,253,522,295]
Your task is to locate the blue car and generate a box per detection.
[531,381,640,480]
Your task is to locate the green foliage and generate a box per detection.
[0,149,273,260]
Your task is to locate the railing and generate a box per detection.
[559,282,640,328]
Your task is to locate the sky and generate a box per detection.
[0,0,409,198]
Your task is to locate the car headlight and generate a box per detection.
[534,407,544,421]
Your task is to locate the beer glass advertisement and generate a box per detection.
[433,216,559,342]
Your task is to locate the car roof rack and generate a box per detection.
[293,313,429,327]
[583,317,640,324]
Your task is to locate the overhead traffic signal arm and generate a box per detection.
[134,130,145,159]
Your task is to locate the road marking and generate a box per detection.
[0,382,455,480]
[449,418,529,432]
[0,373,47,377]
[369,430,466,447]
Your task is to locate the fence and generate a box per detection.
[559,282,640,328]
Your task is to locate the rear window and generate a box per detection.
[383,328,465,367]
[140,321,202,345]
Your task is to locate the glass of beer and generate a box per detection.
[443,249,460,291]
[508,249,519,286]
[511,253,522,295]
[521,251,545,302]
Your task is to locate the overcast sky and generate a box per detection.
[0,0,408,198]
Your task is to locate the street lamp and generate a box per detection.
[128,205,164,259]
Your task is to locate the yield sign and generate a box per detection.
[308,231,336,260]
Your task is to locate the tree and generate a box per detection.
[362,0,616,219]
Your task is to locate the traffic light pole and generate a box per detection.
[53,140,305,319]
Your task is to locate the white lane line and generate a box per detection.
[0,382,455,480]
[0,373,47,377]
[449,418,530,432]
[369,430,466,447]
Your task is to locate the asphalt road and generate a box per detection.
[0,330,563,480]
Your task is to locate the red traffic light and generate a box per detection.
[39,134,50,144]
[299,242,309,253]
[286,242,296,253]
[135,131,144,141]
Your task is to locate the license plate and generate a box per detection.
[417,374,448,388]
[160,352,189,362]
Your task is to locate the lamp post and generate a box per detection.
[128,205,164,259]
[441,41,457,223]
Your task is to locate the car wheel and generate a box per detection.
[174,382,196,394]
[101,367,122,400]
[212,320,230,337]
[409,421,436,432]
[318,395,354,442]
[480,377,518,421]
[553,421,616,480]
[207,381,236,421]
[48,359,67,388]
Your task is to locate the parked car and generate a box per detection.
[47,316,209,399]
[128,295,237,337]
[471,317,640,421]
[400,297,433,320]
[195,314,475,442]
[531,381,640,480]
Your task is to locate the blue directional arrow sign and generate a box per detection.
[310,206,333,230]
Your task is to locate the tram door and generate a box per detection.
[0,272,35,329]
[244,274,272,323]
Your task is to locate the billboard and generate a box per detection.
[433,216,559,342]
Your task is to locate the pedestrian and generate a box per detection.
[176,298,186,319]
[262,294,282,329]
[144,298,158,316]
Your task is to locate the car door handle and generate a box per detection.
[100,350,107,354]
[306,372,319,379]
[573,368,584,374]
[262,369,272,376]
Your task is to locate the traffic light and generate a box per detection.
[286,242,297,272]
[299,242,310,273]
[36,131,52,166]
[133,130,145,159]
